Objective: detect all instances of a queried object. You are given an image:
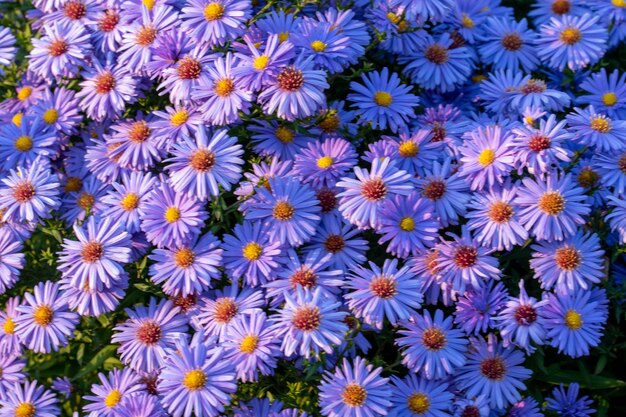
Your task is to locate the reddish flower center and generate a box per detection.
[95,71,116,94]
[81,241,104,263]
[64,0,86,20]
[421,327,447,350]
[342,383,367,407]
[171,293,196,313]
[538,191,565,215]
[488,201,514,223]
[77,192,95,210]
[514,304,538,325]
[425,44,449,64]
[370,275,397,299]
[137,321,162,344]
[480,357,507,380]
[136,25,157,46]
[48,40,68,57]
[431,122,446,142]
[277,66,304,91]
[290,267,318,289]
[316,188,337,213]
[554,246,582,271]
[324,234,345,253]
[425,250,441,275]
[528,134,551,152]
[454,246,478,268]
[460,406,481,417]
[98,10,120,32]
[552,0,571,14]
[318,114,340,133]
[213,298,238,323]
[619,153,626,174]
[12,181,36,203]
[361,178,387,201]
[174,248,195,268]
[128,121,150,143]
[520,79,546,95]
[501,33,523,51]
[422,180,446,201]
[142,374,159,395]
[560,27,582,45]
[177,56,202,80]
[189,149,216,172]
[292,306,321,331]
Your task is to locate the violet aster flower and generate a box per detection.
[112,298,189,372]
[158,333,237,417]
[0,381,59,417]
[77,59,137,122]
[399,32,473,93]
[478,17,539,72]
[15,281,79,353]
[0,230,25,294]
[508,76,571,113]
[224,311,281,382]
[0,354,25,398]
[270,287,347,359]
[292,20,353,74]
[51,377,73,400]
[149,232,223,297]
[416,158,471,227]
[437,226,502,293]
[348,67,419,133]
[396,309,468,380]
[83,368,144,417]
[101,171,157,235]
[465,181,529,251]
[116,393,167,417]
[458,125,516,191]
[578,68,626,118]
[159,46,215,105]
[496,280,549,354]
[546,383,595,417]
[140,179,209,248]
[0,159,61,224]
[345,258,423,329]
[258,56,329,121]
[89,5,129,53]
[150,105,204,149]
[249,120,314,161]
[59,174,109,225]
[319,357,391,417]
[511,114,572,176]
[385,130,443,177]
[0,114,56,172]
[337,157,413,230]
[0,27,16,67]
[388,374,454,417]
[192,53,252,125]
[31,87,81,136]
[542,289,607,358]
[536,13,608,71]
[232,34,295,92]
[59,272,128,317]
[245,176,321,247]
[44,0,103,26]
[165,127,244,201]
[530,230,605,293]
[0,297,22,355]
[293,137,358,190]
[58,216,132,290]
[566,105,626,152]
[515,172,591,242]
[454,281,509,335]
[456,334,532,409]
[222,220,286,288]
[377,193,440,258]
[28,22,91,80]
[180,0,251,46]
[256,9,302,42]
[107,115,164,171]
[303,217,368,271]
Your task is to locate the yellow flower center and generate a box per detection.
[342,383,368,407]
[275,126,294,143]
[310,40,327,52]
[399,216,415,231]
[478,149,496,166]
[239,335,259,353]
[387,12,401,24]
[33,305,53,326]
[17,87,32,101]
[590,116,611,133]
[398,141,418,157]
[472,74,488,83]
[170,110,189,126]
[317,156,334,169]
[374,91,393,107]
[461,14,474,28]
[142,0,155,10]
[120,193,139,211]
[407,392,431,414]
[203,2,224,21]
[174,248,196,268]
[104,390,122,408]
[14,136,33,152]
[603,92,618,106]
[253,55,269,70]
[3,317,15,334]
[214,78,235,97]
[242,242,262,261]
[612,0,626,8]
[164,207,181,223]
[560,27,582,45]
[65,177,82,193]
[272,201,295,220]
[14,402,36,417]
[538,191,565,215]
[183,369,207,391]
[43,108,59,124]
[277,32,289,42]
[12,113,23,126]
[565,309,583,330]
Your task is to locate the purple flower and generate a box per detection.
[454,281,509,335]
[293,137,358,190]
[180,0,251,46]
[0,381,59,417]
[83,368,144,417]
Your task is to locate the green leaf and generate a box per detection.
[536,370,626,389]
[73,345,119,380]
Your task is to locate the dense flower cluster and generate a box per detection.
[0,0,623,416]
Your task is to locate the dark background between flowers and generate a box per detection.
[1,0,625,415]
